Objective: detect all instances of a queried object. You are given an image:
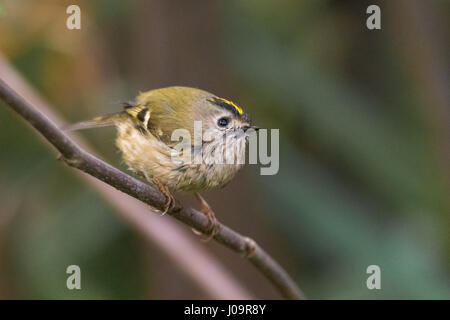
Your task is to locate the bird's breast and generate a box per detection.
[115,120,247,192]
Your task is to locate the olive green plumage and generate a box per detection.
[66,86,254,196]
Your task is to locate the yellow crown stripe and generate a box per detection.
[217,97,243,115]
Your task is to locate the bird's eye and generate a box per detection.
[217,117,229,127]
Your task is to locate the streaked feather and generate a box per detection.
[62,113,122,131]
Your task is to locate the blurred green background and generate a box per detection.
[0,0,449,299]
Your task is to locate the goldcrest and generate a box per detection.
[66,86,257,237]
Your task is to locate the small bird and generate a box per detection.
[65,86,258,237]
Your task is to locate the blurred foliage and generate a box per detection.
[221,0,450,298]
[0,0,449,299]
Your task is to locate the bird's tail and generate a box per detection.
[62,112,123,132]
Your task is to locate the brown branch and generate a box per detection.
[0,54,251,299]
[0,78,305,300]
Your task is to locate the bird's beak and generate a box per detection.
[242,125,260,132]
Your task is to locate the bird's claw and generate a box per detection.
[154,181,175,216]
[193,193,221,241]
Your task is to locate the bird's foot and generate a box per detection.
[193,192,221,241]
[155,181,175,215]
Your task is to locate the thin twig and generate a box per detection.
[0,78,305,300]
[0,54,251,299]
